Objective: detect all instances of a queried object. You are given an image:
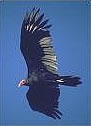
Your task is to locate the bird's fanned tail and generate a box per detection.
[56,76,82,87]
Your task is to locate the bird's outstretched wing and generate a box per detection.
[26,82,62,119]
[21,8,62,119]
[20,7,58,75]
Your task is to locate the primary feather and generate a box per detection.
[20,7,81,119]
[20,8,57,75]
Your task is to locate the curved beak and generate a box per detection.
[18,83,21,87]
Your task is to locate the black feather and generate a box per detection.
[20,7,82,120]
[26,83,62,119]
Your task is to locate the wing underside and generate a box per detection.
[20,7,58,74]
[26,83,62,119]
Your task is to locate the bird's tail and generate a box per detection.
[56,76,82,87]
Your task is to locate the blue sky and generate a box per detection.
[0,1,90,125]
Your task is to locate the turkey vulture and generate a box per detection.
[18,7,81,119]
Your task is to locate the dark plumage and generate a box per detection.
[19,7,82,119]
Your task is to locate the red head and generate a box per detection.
[18,79,27,87]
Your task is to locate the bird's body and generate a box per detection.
[18,8,81,119]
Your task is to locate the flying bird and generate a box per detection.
[18,8,81,119]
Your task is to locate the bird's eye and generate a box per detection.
[22,80,25,84]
